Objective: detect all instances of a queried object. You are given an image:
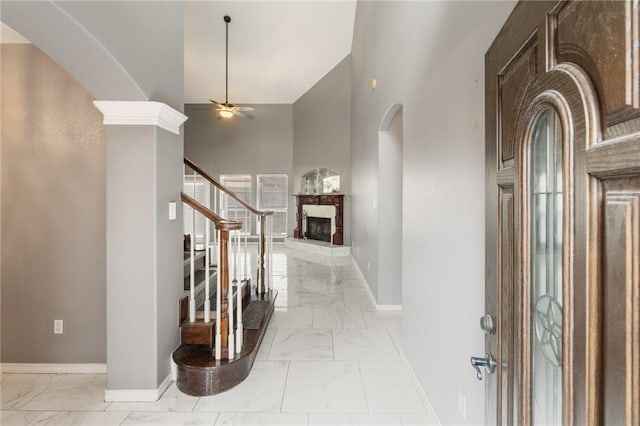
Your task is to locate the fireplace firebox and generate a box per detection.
[306,217,331,242]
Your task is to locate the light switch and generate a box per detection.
[168,202,177,220]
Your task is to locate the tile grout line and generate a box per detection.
[12,374,59,411]
[356,361,371,413]
[279,360,291,413]
[331,328,336,361]
[117,412,125,426]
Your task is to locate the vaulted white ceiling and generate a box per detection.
[184,1,356,105]
[2,1,356,105]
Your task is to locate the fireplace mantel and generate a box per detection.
[293,194,344,245]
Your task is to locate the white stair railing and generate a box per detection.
[183,158,275,361]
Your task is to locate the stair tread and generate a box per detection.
[195,311,217,319]
[182,319,216,328]
[242,301,271,330]
[184,267,217,291]
[173,290,278,396]
[182,313,217,325]
[184,250,206,263]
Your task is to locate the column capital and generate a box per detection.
[93,101,188,135]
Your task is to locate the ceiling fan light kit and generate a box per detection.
[210,15,255,120]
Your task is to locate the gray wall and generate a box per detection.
[1,44,106,363]
[2,2,185,392]
[351,1,515,423]
[56,1,184,110]
[155,129,184,385]
[1,1,146,103]
[184,104,294,234]
[1,1,184,111]
[293,55,352,242]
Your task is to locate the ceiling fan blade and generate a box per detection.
[233,106,255,112]
[190,105,212,110]
[234,110,255,120]
[209,99,225,107]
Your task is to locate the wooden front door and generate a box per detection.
[485,2,640,425]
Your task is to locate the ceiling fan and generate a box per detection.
[209,15,255,120]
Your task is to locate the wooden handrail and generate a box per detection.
[184,157,273,217]
[181,192,242,231]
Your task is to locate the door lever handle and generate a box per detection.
[470,353,496,380]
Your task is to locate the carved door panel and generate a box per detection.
[485,1,640,425]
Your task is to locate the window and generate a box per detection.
[220,174,252,234]
[257,174,288,236]
[183,176,208,249]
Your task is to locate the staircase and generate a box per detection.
[173,158,277,396]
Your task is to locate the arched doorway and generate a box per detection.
[377,103,403,306]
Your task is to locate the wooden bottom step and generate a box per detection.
[181,318,216,346]
[173,290,277,396]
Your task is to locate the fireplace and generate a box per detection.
[306,217,331,242]
[293,194,344,245]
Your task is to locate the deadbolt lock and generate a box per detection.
[480,313,495,335]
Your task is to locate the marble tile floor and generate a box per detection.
[1,246,440,426]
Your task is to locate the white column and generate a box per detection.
[93,101,188,399]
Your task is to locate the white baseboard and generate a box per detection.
[351,256,403,312]
[0,363,107,374]
[391,338,443,425]
[376,304,402,311]
[104,373,172,402]
[171,358,177,381]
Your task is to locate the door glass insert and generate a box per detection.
[530,108,563,425]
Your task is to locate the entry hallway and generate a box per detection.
[1,246,440,425]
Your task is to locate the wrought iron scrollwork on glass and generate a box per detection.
[534,295,562,367]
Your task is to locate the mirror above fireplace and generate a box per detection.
[301,168,340,194]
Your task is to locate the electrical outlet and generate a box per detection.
[54,319,64,335]
[458,389,467,419]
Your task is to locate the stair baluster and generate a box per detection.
[176,158,278,396]
[215,228,222,360]
[235,230,243,352]
[258,215,266,294]
[189,169,197,322]
[268,215,274,291]
[203,180,211,324]
[243,227,248,281]
[220,229,230,358]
